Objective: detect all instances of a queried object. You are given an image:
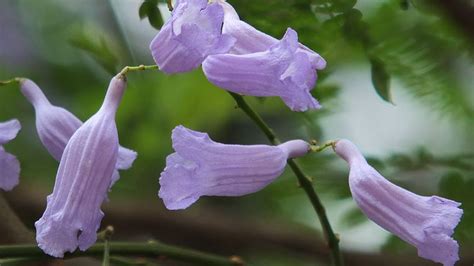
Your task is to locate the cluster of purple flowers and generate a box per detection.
[0,0,463,265]
[150,0,325,111]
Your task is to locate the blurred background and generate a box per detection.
[0,0,473,265]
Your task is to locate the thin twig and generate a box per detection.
[119,65,159,76]
[101,226,114,266]
[0,242,244,266]
[310,141,336,153]
[228,92,343,266]
[0,78,22,86]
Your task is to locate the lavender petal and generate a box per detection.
[149,0,235,74]
[0,147,20,191]
[334,139,463,266]
[0,119,21,145]
[35,76,126,257]
[203,28,320,111]
[159,125,309,210]
[19,79,136,172]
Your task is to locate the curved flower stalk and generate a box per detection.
[213,0,326,70]
[149,0,235,74]
[35,75,127,258]
[0,119,21,191]
[19,78,137,185]
[334,139,462,266]
[203,28,320,111]
[159,125,309,210]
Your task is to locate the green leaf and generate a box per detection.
[400,0,409,10]
[342,8,371,46]
[69,25,121,75]
[369,3,474,121]
[139,0,163,30]
[332,0,357,13]
[147,7,164,29]
[370,57,393,104]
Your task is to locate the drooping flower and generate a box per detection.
[214,0,326,70]
[19,78,137,185]
[149,0,235,74]
[159,125,309,210]
[35,75,127,257]
[203,28,321,111]
[334,139,462,266]
[0,119,21,191]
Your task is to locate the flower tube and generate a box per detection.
[213,0,326,70]
[35,75,127,257]
[19,78,137,184]
[334,139,462,266]
[159,125,310,210]
[203,28,320,111]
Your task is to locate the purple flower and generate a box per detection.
[35,75,127,257]
[203,28,321,111]
[215,0,326,70]
[334,139,462,266]
[0,119,21,191]
[19,78,137,185]
[159,125,309,210]
[149,0,235,74]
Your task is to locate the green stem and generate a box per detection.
[103,240,111,266]
[119,65,159,76]
[310,141,336,153]
[0,78,21,86]
[228,92,343,266]
[0,242,243,266]
[0,257,42,266]
[101,226,114,266]
[229,92,279,144]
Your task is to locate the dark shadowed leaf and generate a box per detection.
[332,0,357,13]
[370,57,393,104]
[139,0,163,29]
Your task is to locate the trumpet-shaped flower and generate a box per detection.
[203,28,320,111]
[19,78,137,185]
[159,125,309,210]
[334,139,462,266]
[35,75,127,257]
[149,0,235,74]
[0,119,21,191]
[214,0,326,70]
